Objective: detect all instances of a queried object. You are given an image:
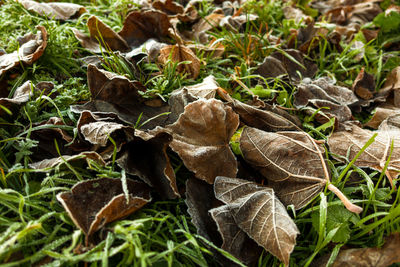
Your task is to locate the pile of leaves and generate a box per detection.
[1,0,400,266]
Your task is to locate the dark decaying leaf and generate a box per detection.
[331,233,400,267]
[57,178,151,238]
[328,118,400,187]
[0,26,47,76]
[240,127,329,209]
[218,89,301,132]
[209,205,263,265]
[214,177,299,266]
[352,68,376,100]
[152,0,197,22]
[117,130,179,199]
[380,66,400,107]
[365,104,400,129]
[72,64,169,129]
[154,99,239,184]
[119,10,172,48]
[29,151,105,170]
[18,0,86,20]
[158,44,201,79]
[255,49,318,81]
[294,77,358,123]
[185,178,222,244]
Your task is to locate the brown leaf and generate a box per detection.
[0,80,33,117]
[166,87,199,124]
[87,16,129,52]
[255,49,318,81]
[218,89,301,131]
[328,119,400,187]
[57,178,151,238]
[365,104,400,129]
[18,0,86,20]
[240,127,329,209]
[119,10,172,48]
[117,130,179,199]
[185,178,222,244]
[209,205,262,265]
[294,77,359,123]
[381,66,400,107]
[352,68,376,100]
[152,0,198,22]
[72,64,169,129]
[331,233,400,267]
[155,99,239,184]
[184,75,219,99]
[0,26,47,76]
[29,151,105,170]
[289,22,329,53]
[214,176,299,266]
[192,13,225,43]
[158,44,201,79]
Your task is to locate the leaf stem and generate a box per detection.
[327,183,363,214]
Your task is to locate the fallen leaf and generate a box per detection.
[365,104,400,129]
[289,22,329,53]
[29,151,105,170]
[352,68,376,100]
[331,233,400,267]
[185,178,222,244]
[0,80,33,117]
[380,66,400,107]
[158,44,201,79]
[184,75,219,99]
[166,87,199,124]
[294,77,359,123]
[219,14,258,32]
[328,119,400,187]
[117,130,179,199]
[240,127,363,213]
[152,0,197,22]
[192,13,225,43]
[214,176,299,266]
[57,178,151,239]
[209,205,262,265]
[72,64,169,129]
[18,0,86,20]
[154,99,239,184]
[87,16,129,52]
[119,10,172,48]
[255,49,318,81]
[0,26,47,76]
[218,89,301,131]
[187,40,225,59]
[283,5,312,24]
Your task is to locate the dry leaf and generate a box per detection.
[29,151,105,170]
[117,130,179,199]
[0,80,33,117]
[166,87,198,124]
[119,10,172,47]
[185,178,222,244]
[193,13,225,43]
[18,0,86,20]
[381,66,400,107]
[255,49,318,81]
[352,68,376,100]
[0,26,47,76]
[328,119,400,187]
[331,233,400,267]
[214,176,299,266]
[158,44,201,79]
[184,75,219,99]
[218,89,301,131]
[155,99,239,184]
[57,178,151,239]
[240,127,362,213]
[210,205,262,265]
[72,64,169,129]
[152,0,198,22]
[87,16,129,52]
[365,104,400,129]
[294,77,358,123]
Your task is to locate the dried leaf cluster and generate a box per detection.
[1,0,400,266]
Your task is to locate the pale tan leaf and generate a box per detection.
[18,0,86,20]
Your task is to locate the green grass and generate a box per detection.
[1,0,400,266]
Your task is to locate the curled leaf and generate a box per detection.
[29,151,105,170]
[57,178,151,239]
[0,26,47,76]
[18,0,86,20]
